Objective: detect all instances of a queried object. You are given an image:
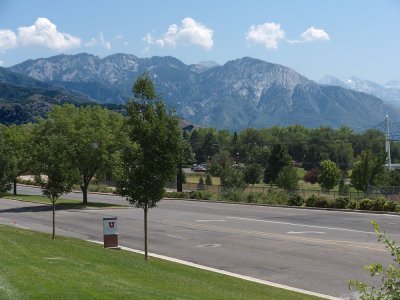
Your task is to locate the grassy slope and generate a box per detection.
[0,225,321,300]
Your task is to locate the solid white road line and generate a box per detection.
[87,239,340,300]
[227,216,374,234]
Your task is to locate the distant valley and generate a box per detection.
[2,53,400,130]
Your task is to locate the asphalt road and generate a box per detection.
[1,185,400,299]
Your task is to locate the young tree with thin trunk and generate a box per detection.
[32,120,79,239]
[114,73,183,260]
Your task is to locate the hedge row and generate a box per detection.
[165,190,400,213]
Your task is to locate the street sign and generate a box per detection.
[103,217,119,248]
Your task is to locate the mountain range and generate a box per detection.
[0,66,93,124]
[318,75,400,107]
[3,53,400,130]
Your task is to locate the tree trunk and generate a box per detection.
[13,179,17,195]
[52,202,55,240]
[144,203,148,260]
[82,185,88,205]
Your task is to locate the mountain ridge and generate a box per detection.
[8,53,400,130]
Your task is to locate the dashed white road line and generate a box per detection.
[196,219,226,222]
[227,216,374,234]
[165,234,187,239]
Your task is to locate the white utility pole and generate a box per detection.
[385,114,392,170]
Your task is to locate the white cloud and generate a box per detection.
[85,33,111,49]
[17,17,81,51]
[144,17,214,50]
[84,38,96,47]
[114,34,123,40]
[246,22,285,49]
[99,32,111,49]
[287,26,330,44]
[300,27,330,42]
[0,29,17,52]
[0,60,4,66]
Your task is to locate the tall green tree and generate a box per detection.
[0,126,16,193]
[318,160,340,191]
[37,105,124,204]
[3,124,34,195]
[220,166,246,190]
[351,151,386,193]
[265,144,291,183]
[32,119,80,240]
[243,163,264,185]
[114,73,183,260]
[276,166,299,190]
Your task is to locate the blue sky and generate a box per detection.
[0,0,399,83]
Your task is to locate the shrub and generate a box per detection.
[305,194,318,207]
[190,190,214,200]
[349,221,400,299]
[333,197,350,209]
[347,200,359,210]
[245,193,263,203]
[371,198,386,211]
[313,196,329,208]
[287,194,304,206]
[383,201,398,212]
[219,189,244,202]
[205,173,212,186]
[359,198,374,210]
[165,191,190,198]
[259,189,289,205]
[303,168,319,184]
[198,176,206,190]
[88,183,115,193]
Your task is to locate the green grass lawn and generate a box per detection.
[1,193,125,209]
[0,225,322,300]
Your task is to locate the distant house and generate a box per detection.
[178,118,195,132]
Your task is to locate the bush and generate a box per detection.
[88,183,115,193]
[303,168,318,184]
[313,196,329,208]
[190,190,214,200]
[358,198,374,210]
[305,194,318,207]
[165,191,190,198]
[371,198,386,211]
[245,193,263,203]
[259,189,289,205]
[347,200,359,210]
[287,194,304,206]
[198,176,206,190]
[219,190,244,202]
[383,201,398,212]
[333,197,350,209]
[205,173,212,186]
[349,221,400,299]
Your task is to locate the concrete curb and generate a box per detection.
[87,239,341,300]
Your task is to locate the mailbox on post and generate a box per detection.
[103,217,119,248]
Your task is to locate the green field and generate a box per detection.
[2,193,125,208]
[0,225,322,299]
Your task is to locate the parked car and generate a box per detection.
[191,164,197,170]
[193,165,207,172]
